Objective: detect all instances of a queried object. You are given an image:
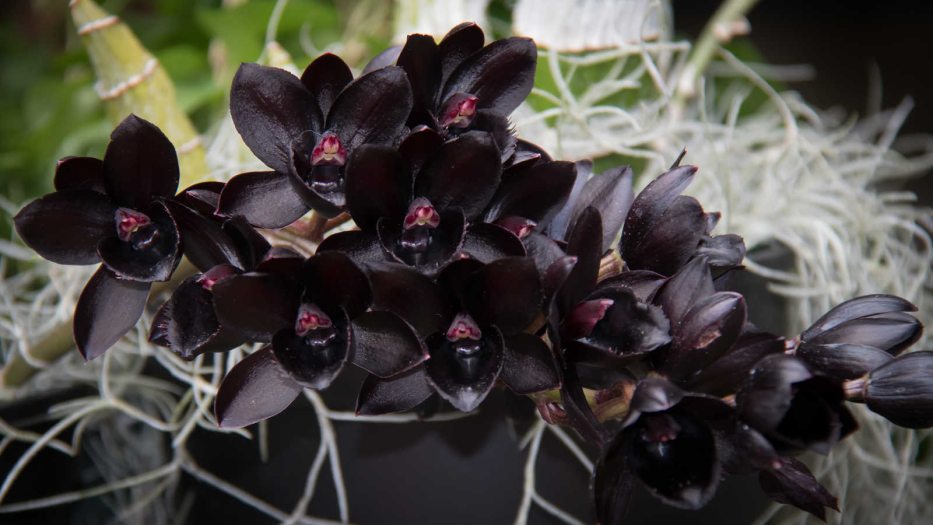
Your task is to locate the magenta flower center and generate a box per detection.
[310,132,347,166]
[403,197,441,230]
[439,93,478,128]
[295,303,334,336]
[115,207,152,242]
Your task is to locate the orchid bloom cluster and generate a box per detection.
[12,23,932,523]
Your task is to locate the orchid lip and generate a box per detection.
[439,93,478,128]
[403,197,441,230]
[295,303,334,336]
[445,313,484,356]
[115,207,152,242]
[310,132,347,166]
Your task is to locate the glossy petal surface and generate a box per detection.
[217,171,310,229]
[74,267,150,360]
[351,311,427,377]
[14,190,114,265]
[103,115,180,209]
[215,346,301,428]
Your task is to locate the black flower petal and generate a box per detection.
[424,321,504,412]
[367,263,452,337]
[54,156,105,193]
[350,311,427,377]
[217,170,310,229]
[483,160,576,225]
[345,145,411,232]
[460,222,527,263]
[441,37,537,116]
[327,66,413,152]
[102,114,180,210]
[13,189,115,265]
[212,272,300,342]
[500,333,560,394]
[300,53,353,116]
[74,266,150,361]
[272,307,351,390]
[414,131,501,220]
[465,257,542,334]
[356,367,435,415]
[214,346,302,428]
[302,251,372,318]
[230,63,322,174]
[758,457,838,521]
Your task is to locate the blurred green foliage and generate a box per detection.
[0,0,385,228]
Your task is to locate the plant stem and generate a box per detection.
[674,0,761,102]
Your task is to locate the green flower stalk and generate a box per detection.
[70,0,208,186]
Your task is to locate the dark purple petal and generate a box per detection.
[317,230,389,265]
[593,449,636,525]
[230,63,322,174]
[362,45,402,75]
[74,267,150,360]
[300,53,353,116]
[500,333,559,394]
[807,312,922,356]
[688,330,785,395]
[442,37,537,116]
[398,126,444,175]
[163,200,243,272]
[697,233,746,267]
[866,351,933,428]
[802,294,918,341]
[272,308,351,390]
[217,171,309,229]
[468,109,516,161]
[654,256,715,327]
[626,195,707,275]
[597,270,667,303]
[620,164,696,258]
[345,145,411,231]
[175,181,225,215]
[396,34,441,125]
[54,156,105,192]
[367,263,452,337]
[626,377,685,419]
[302,251,372,319]
[253,247,304,275]
[573,165,634,251]
[438,22,485,87]
[575,287,671,361]
[102,115,179,209]
[356,367,434,415]
[414,131,501,220]
[662,291,746,381]
[214,346,302,428]
[543,255,577,304]
[521,233,562,276]
[737,354,812,430]
[223,215,271,270]
[149,273,244,359]
[424,325,504,412]
[467,257,541,334]
[759,457,838,521]
[350,311,427,377]
[460,223,526,263]
[557,206,602,314]
[212,272,300,342]
[98,201,181,282]
[327,66,413,151]
[546,160,589,240]
[14,190,114,265]
[796,342,893,380]
[483,160,576,224]
[436,258,485,307]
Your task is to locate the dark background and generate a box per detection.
[1,1,931,524]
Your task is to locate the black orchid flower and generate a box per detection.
[356,257,559,414]
[736,354,857,454]
[218,55,413,227]
[13,114,181,360]
[212,252,427,428]
[319,129,527,274]
[552,207,671,364]
[149,187,303,359]
[594,377,731,521]
[394,23,537,160]
[620,164,745,276]
[796,294,922,379]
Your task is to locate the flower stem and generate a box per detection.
[674,0,761,102]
